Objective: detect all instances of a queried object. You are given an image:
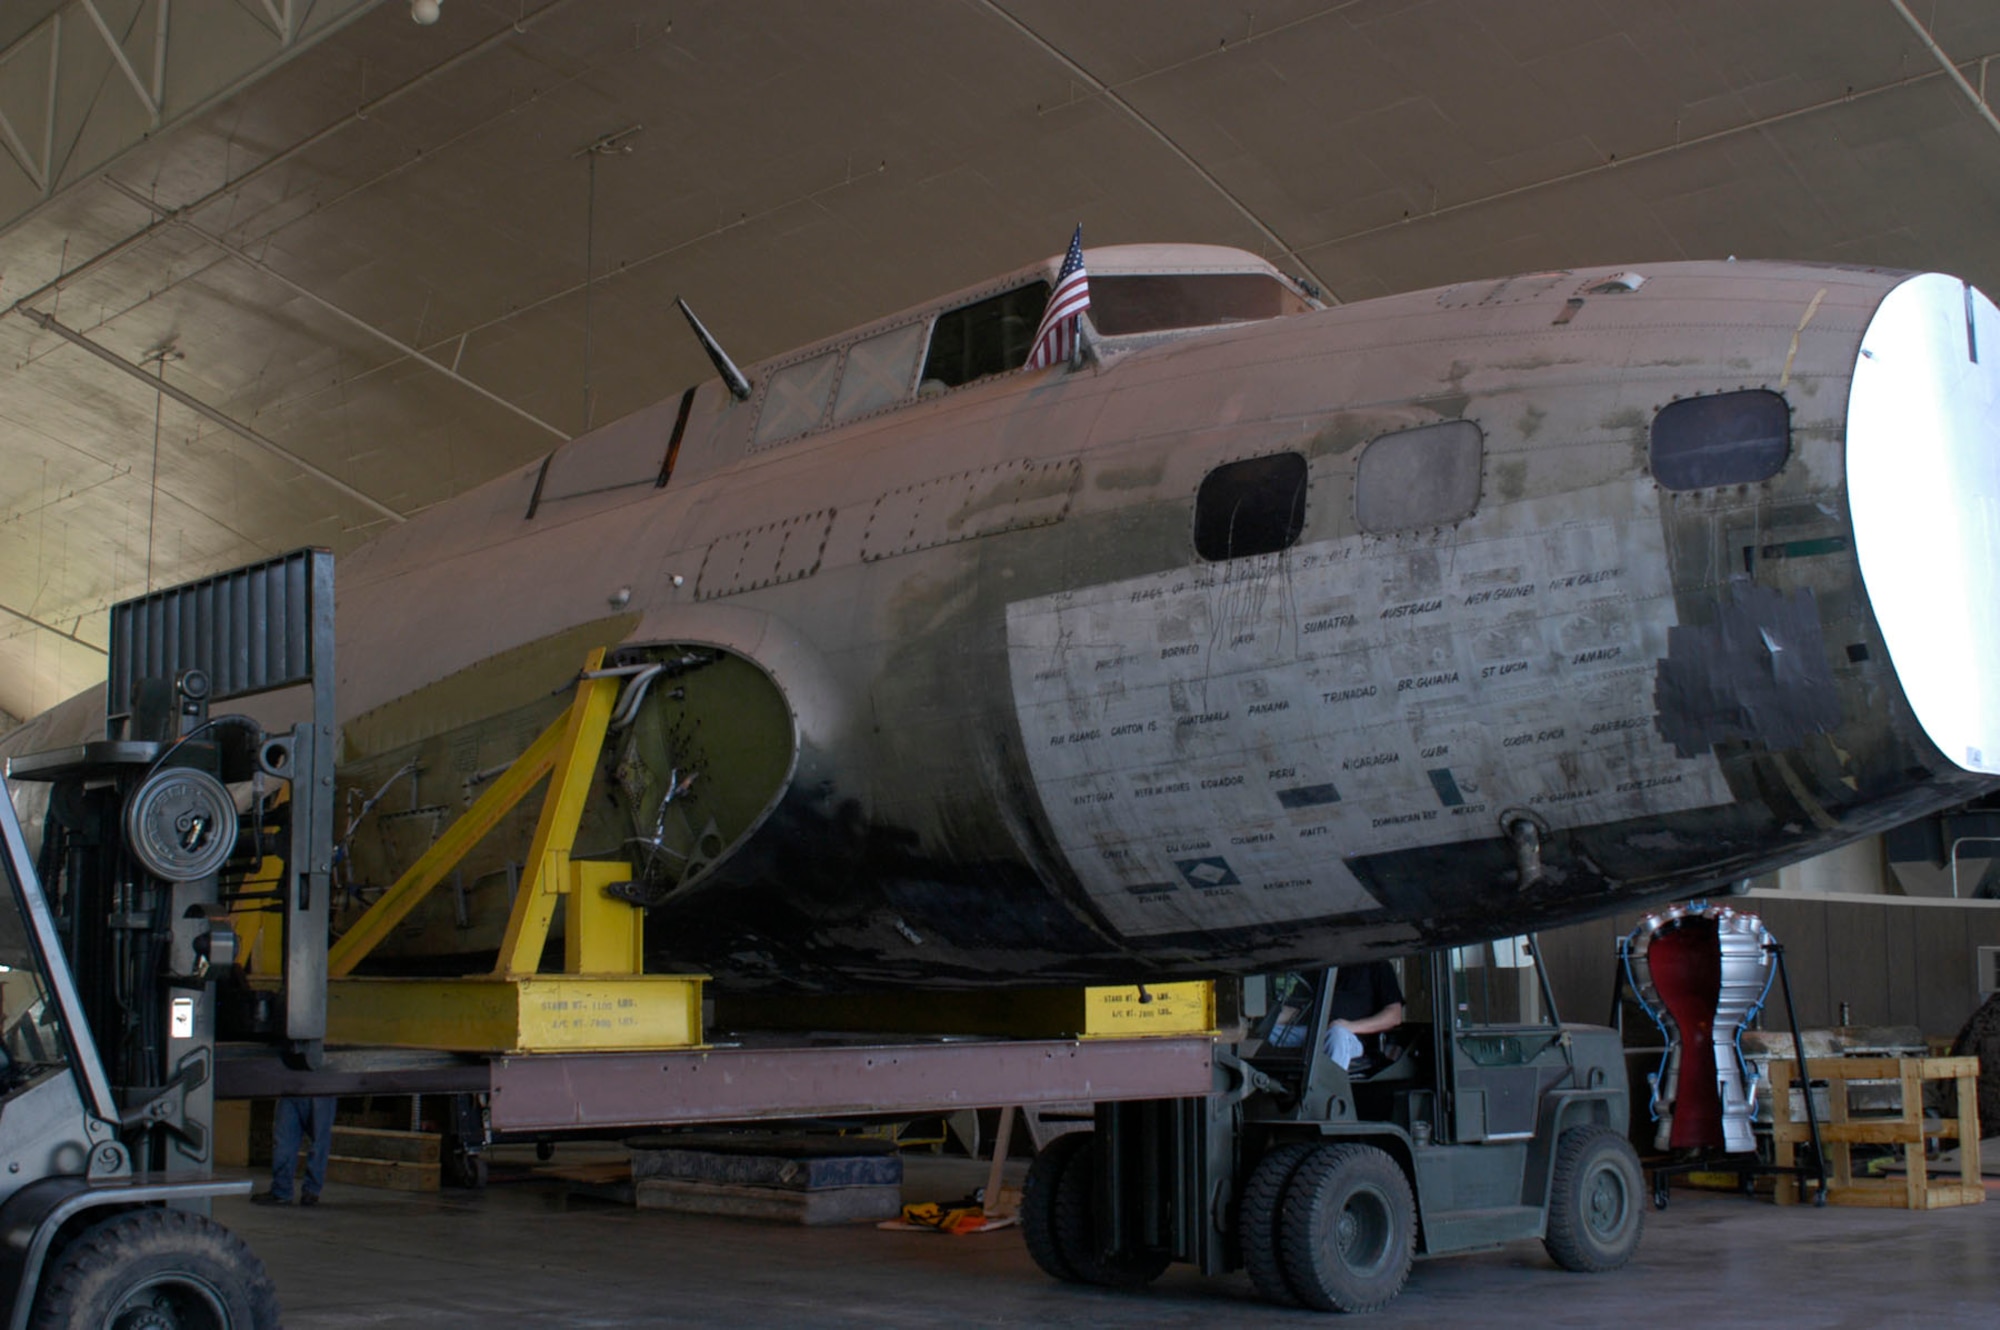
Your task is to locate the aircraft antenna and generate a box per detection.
[676,298,752,401]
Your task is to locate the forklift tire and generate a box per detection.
[1544,1125,1645,1273]
[1279,1143,1416,1314]
[29,1206,280,1329]
[1021,1131,1090,1283]
[1237,1140,1317,1307]
[1048,1135,1171,1288]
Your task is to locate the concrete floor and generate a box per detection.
[220,1150,1999,1328]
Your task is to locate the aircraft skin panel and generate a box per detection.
[1006,479,1732,939]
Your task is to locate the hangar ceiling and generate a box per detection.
[0,0,1996,726]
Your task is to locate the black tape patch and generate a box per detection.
[1654,580,1842,758]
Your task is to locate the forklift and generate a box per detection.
[0,550,333,1328]
[1021,936,1644,1313]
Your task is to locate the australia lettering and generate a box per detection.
[1380,599,1444,619]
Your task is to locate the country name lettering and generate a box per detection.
[1072,790,1115,806]
[1372,810,1439,828]
[1264,877,1311,891]
[1229,831,1277,845]
[1094,654,1136,672]
[1110,722,1147,737]
[1161,644,1202,659]
[1397,671,1461,693]
[1530,788,1600,805]
[1617,774,1685,794]
[1549,567,1622,590]
[1502,727,1567,749]
[1176,711,1230,727]
[1164,840,1212,854]
[1342,752,1400,771]
[1303,613,1358,634]
[1133,781,1192,798]
[1481,660,1530,680]
[1247,700,1291,715]
[1588,717,1651,736]
[1570,646,1624,665]
[1267,767,1296,781]
[1380,599,1444,619]
[1322,684,1378,703]
[1230,632,1256,647]
[1298,825,1331,838]
[1420,744,1449,758]
[1464,583,1536,605]
[1450,803,1490,816]
[1201,775,1246,790]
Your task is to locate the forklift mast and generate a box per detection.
[0,549,331,1327]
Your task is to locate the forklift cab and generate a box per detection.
[1024,936,1644,1314]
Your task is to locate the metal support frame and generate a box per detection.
[0,0,376,232]
[325,649,704,1054]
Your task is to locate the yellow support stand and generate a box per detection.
[325,649,705,1054]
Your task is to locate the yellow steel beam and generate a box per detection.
[566,859,645,975]
[494,648,620,977]
[327,713,564,978]
[326,974,705,1052]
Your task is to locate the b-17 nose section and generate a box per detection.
[1847,273,2000,775]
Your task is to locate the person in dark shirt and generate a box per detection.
[1326,960,1405,1068]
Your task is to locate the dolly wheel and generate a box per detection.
[1544,1126,1645,1273]
[30,1207,280,1329]
[1237,1141,1317,1307]
[1021,1131,1091,1283]
[1279,1143,1416,1314]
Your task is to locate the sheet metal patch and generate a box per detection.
[1006,482,1731,938]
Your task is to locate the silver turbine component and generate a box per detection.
[1626,902,1775,1154]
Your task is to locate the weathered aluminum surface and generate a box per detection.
[485,1036,1218,1134]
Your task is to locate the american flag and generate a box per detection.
[1026,225,1091,369]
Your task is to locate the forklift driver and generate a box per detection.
[1258,961,1405,1075]
[1325,961,1405,1075]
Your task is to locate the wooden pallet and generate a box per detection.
[324,1125,442,1193]
[1769,1056,1983,1208]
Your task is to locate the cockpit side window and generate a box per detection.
[920,282,1050,390]
[1091,273,1310,336]
[1195,452,1309,561]
[1649,390,1791,490]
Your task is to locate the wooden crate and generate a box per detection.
[1769,1056,1983,1208]
[324,1125,442,1193]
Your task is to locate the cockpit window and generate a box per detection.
[1195,452,1308,561]
[920,283,1050,390]
[1090,273,1310,336]
[1649,390,1791,490]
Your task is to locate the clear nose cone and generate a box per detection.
[1847,273,2000,775]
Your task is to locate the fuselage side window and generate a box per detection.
[920,282,1051,391]
[1091,273,1310,336]
[1195,452,1308,562]
[754,350,840,448]
[1649,390,1791,490]
[1355,421,1483,534]
[835,322,928,424]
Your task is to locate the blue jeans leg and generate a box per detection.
[269,1097,307,1200]
[301,1096,337,1198]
